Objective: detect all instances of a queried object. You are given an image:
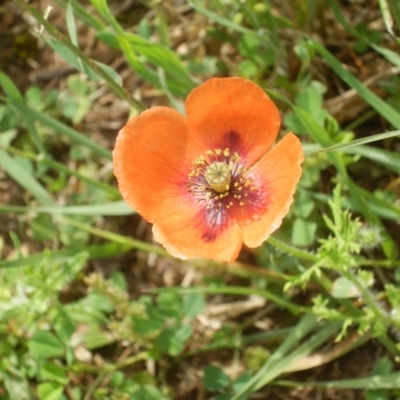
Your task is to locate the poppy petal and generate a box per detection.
[237,133,303,247]
[152,195,243,262]
[113,107,193,223]
[185,77,281,165]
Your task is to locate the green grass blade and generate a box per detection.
[278,372,400,389]
[254,322,341,391]
[11,102,112,160]
[0,149,54,206]
[0,201,133,216]
[311,39,400,129]
[330,0,400,66]
[14,0,143,111]
[0,71,45,154]
[387,0,400,32]
[0,71,24,102]
[54,0,106,30]
[231,314,319,399]
[0,243,132,268]
[304,129,400,156]
[66,0,79,47]
[188,0,258,35]
[345,145,400,175]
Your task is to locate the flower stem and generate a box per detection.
[267,236,318,262]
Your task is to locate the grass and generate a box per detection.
[1,0,400,399]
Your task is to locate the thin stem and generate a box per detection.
[267,236,318,262]
[357,258,400,268]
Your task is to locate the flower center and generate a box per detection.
[187,148,259,215]
[205,162,231,193]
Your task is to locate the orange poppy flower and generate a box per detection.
[113,77,303,262]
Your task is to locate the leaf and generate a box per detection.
[0,71,45,153]
[188,0,257,35]
[311,39,400,129]
[157,292,183,319]
[292,218,317,247]
[30,214,58,242]
[0,149,54,206]
[155,325,192,356]
[131,385,170,400]
[4,374,30,400]
[304,129,400,157]
[11,102,112,160]
[203,365,231,391]
[124,32,194,86]
[0,243,132,269]
[232,371,253,392]
[93,60,122,85]
[182,293,206,318]
[281,372,400,389]
[40,361,68,385]
[331,277,361,298]
[66,0,79,47]
[36,382,64,400]
[29,331,65,359]
[0,71,24,102]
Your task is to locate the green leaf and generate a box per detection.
[126,32,194,85]
[281,372,400,389]
[4,374,30,400]
[203,365,231,391]
[304,129,400,157]
[0,71,24,102]
[40,362,68,385]
[182,293,206,318]
[155,325,192,356]
[0,243,132,269]
[46,38,82,74]
[0,72,45,153]
[373,357,393,375]
[66,1,79,47]
[331,277,361,298]
[133,316,164,337]
[157,292,183,319]
[0,149,54,206]
[232,371,253,392]
[29,331,65,359]
[131,385,170,400]
[188,0,257,35]
[311,39,400,129]
[36,382,64,400]
[93,60,122,85]
[11,102,112,160]
[30,214,58,242]
[294,192,315,218]
[292,218,317,246]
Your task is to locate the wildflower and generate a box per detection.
[113,77,303,262]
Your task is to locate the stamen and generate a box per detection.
[187,147,260,218]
